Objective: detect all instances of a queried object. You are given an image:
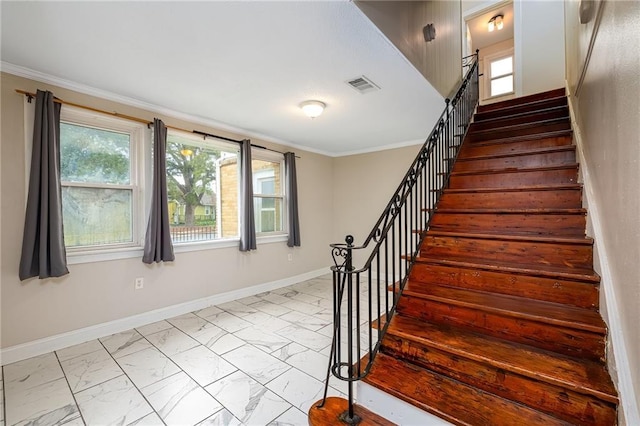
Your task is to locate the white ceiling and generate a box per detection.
[467,2,514,50]
[1,1,445,156]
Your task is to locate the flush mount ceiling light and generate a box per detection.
[488,14,504,32]
[300,100,326,119]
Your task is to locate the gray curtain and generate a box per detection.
[285,152,301,247]
[143,119,175,263]
[19,90,69,280]
[239,139,256,251]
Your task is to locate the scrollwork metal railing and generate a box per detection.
[317,52,479,424]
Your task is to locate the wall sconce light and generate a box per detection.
[488,14,504,32]
[423,23,436,42]
[300,100,326,119]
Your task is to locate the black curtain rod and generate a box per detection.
[192,130,243,144]
[193,130,300,158]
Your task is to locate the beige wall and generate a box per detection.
[564,1,640,423]
[514,0,566,96]
[0,72,335,348]
[356,1,462,98]
[332,144,422,268]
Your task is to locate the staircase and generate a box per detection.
[361,88,619,425]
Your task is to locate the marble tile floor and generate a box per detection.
[1,275,388,426]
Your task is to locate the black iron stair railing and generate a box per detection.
[316,52,479,424]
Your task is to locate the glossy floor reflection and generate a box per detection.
[1,274,369,426]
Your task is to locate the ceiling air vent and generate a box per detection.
[346,75,380,94]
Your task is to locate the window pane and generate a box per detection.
[491,56,512,78]
[254,197,282,233]
[60,123,130,185]
[491,75,514,96]
[252,160,281,195]
[62,187,132,247]
[166,134,239,242]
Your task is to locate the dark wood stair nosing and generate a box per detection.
[450,163,579,177]
[429,208,587,215]
[425,230,593,246]
[456,145,576,162]
[472,104,569,126]
[442,183,583,194]
[384,315,617,403]
[468,116,571,137]
[465,129,573,147]
[477,89,566,113]
[415,256,600,283]
[364,352,573,426]
[398,283,607,334]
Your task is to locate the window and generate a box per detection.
[59,109,144,250]
[488,54,514,97]
[252,156,284,234]
[165,131,240,244]
[51,105,286,260]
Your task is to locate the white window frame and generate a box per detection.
[59,106,148,263]
[484,49,515,99]
[252,149,287,237]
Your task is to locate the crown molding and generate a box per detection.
[0,61,335,157]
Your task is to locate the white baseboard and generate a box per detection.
[0,267,330,366]
[357,381,452,426]
[565,87,640,425]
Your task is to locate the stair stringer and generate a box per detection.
[357,381,453,426]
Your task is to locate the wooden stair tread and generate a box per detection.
[472,105,569,126]
[400,282,606,333]
[477,89,566,113]
[431,208,586,214]
[426,230,593,245]
[443,183,582,194]
[450,163,578,177]
[364,353,572,426]
[467,129,573,147]
[474,98,568,123]
[309,397,396,426]
[416,256,600,283]
[457,145,575,162]
[469,117,570,137]
[386,315,617,402]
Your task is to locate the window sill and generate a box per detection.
[66,234,289,264]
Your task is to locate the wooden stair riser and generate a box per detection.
[381,334,616,426]
[454,149,576,172]
[438,187,583,210]
[409,262,599,309]
[474,96,568,122]
[468,120,571,143]
[477,88,566,113]
[470,107,569,132]
[448,167,578,189]
[458,135,573,158]
[364,353,573,426]
[428,212,586,237]
[421,235,593,270]
[396,296,605,360]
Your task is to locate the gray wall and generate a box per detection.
[356,0,463,98]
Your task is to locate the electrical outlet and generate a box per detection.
[288,253,293,261]
[134,277,144,290]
